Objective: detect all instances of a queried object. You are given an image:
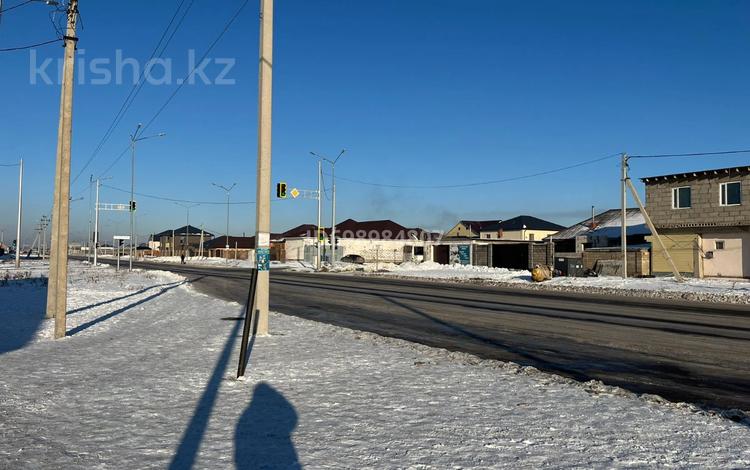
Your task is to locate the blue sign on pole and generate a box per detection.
[256,247,270,271]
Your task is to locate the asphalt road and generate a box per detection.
[88,258,750,410]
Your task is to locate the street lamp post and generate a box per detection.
[212,182,236,262]
[310,149,347,263]
[129,123,166,272]
[175,202,199,260]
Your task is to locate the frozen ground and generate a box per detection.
[1,262,749,468]
[369,261,750,304]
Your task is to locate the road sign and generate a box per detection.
[113,235,131,240]
[290,188,300,199]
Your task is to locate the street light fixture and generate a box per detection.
[129,123,166,271]
[211,182,236,262]
[310,149,347,263]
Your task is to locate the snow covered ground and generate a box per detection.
[370,261,750,304]
[1,262,749,468]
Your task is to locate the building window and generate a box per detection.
[528,233,535,241]
[720,182,741,206]
[484,234,490,239]
[672,186,691,209]
[715,240,725,250]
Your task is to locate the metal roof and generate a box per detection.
[549,209,646,240]
[641,165,750,183]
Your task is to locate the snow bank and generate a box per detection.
[374,261,750,304]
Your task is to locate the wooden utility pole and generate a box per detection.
[46,0,79,339]
[254,0,273,336]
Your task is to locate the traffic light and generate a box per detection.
[276,182,287,199]
[130,200,137,212]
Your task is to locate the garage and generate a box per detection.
[491,243,529,270]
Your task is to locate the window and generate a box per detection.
[529,233,535,241]
[715,241,725,250]
[672,187,691,209]
[720,182,741,206]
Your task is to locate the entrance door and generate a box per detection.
[434,245,450,265]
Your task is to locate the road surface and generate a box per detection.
[88,258,750,411]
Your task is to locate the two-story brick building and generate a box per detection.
[642,165,750,278]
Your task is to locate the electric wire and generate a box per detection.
[0,0,33,14]
[0,37,60,51]
[330,152,622,189]
[71,0,192,185]
[101,184,256,205]
[139,0,251,134]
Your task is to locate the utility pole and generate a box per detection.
[94,178,100,266]
[87,174,93,263]
[253,0,274,336]
[47,0,78,338]
[620,153,628,279]
[212,182,236,263]
[199,225,204,257]
[311,149,347,263]
[15,158,23,268]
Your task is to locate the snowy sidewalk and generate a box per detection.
[1,263,749,468]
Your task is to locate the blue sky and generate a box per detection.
[1,0,749,244]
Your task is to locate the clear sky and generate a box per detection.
[1,0,749,245]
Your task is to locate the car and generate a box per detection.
[340,254,365,264]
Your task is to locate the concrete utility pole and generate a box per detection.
[620,153,628,279]
[46,0,78,338]
[254,0,274,336]
[311,149,346,264]
[212,182,236,263]
[15,158,23,268]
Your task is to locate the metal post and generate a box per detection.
[331,164,336,263]
[199,226,204,257]
[226,193,230,259]
[87,174,93,263]
[316,159,322,270]
[620,153,628,279]
[254,0,274,336]
[94,179,100,266]
[171,229,175,257]
[15,158,23,268]
[47,0,78,338]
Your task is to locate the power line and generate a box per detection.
[630,149,750,159]
[71,0,193,185]
[140,0,251,134]
[330,152,621,189]
[0,162,20,167]
[101,184,256,205]
[0,0,32,14]
[0,38,60,52]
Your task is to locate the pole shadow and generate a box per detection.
[66,281,185,336]
[0,278,48,355]
[66,281,185,316]
[234,382,300,470]
[169,317,243,470]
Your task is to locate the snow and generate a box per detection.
[1,262,749,468]
[136,255,256,269]
[373,261,750,304]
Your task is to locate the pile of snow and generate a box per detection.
[374,261,750,304]
[145,255,256,269]
[270,260,315,272]
[1,263,749,467]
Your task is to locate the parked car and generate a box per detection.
[340,254,365,264]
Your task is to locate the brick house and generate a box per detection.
[642,165,750,278]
